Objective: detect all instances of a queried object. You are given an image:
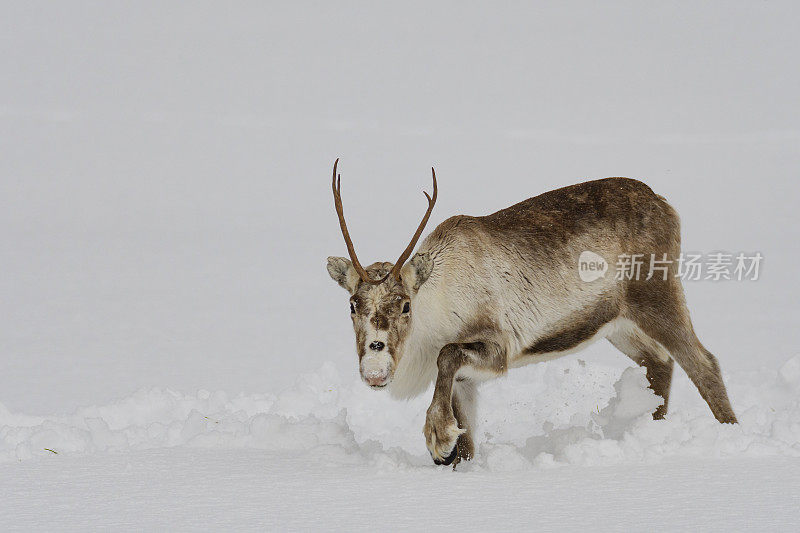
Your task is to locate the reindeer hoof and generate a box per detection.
[424,406,465,465]
[432,446,458,466]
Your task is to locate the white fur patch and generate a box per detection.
[360,352,393,381]
[363,320,388,353]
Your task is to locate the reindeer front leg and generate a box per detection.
[449,378,477,464]
[424,341,507,466]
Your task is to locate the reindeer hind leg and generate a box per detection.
[625,280,737,424]
[607,321,674,420]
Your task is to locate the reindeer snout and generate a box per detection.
[364,370,389,387]
[361,354,393,388]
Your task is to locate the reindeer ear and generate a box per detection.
[401,252,433,292]
[327,257,360,293]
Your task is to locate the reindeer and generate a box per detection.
[326,159,737,466]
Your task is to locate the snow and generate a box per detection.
[2,357,800,529]
[4,357,800,467]
[2,451,798,532]
[2,1,800,530]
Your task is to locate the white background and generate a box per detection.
[1,2,799,530]
[2,1,798,413]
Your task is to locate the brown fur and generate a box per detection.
[347,262,409,364]
[525,296,620,354]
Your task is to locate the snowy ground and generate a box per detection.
[2,357,800,530]
[2,1,800,530]
[5,450,799,531]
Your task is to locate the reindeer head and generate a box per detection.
[326,159,436,389]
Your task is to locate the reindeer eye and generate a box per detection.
[402,302,410,314]
[350,303,355,314]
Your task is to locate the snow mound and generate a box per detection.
[2,357,799,470]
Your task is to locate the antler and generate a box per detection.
[331,159,437,284]
[331,158,384,284]
[388,167,437,280]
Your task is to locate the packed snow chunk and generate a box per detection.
[249,410,358,452]
[85,417,129,451]
[483,443,532,472]
[592,367,663,440]
[778,354,800,390]
[269,362,343,419]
